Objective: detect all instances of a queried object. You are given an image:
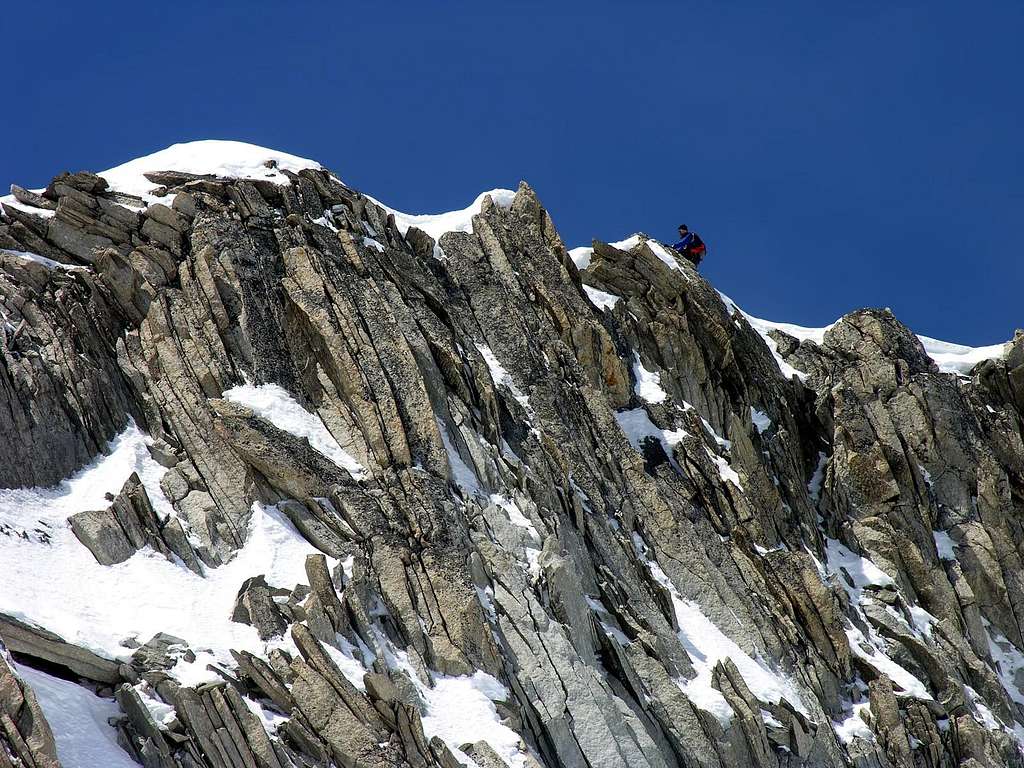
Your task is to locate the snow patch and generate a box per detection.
[718,290,1008,379]
[633,534,809,725]
[646,239,689,279]
[1,248,85,271]
[750,407,772,435]
[223,383,367,480]
[0,422,329,671]
[585,595,631,646]
[323,634,371,692]
[808,453,828,502]
[15,663,138,768]
[582,284,621,310]
[380,642,530,768]
[822,539,932,701]
[609,234,641,251]
[615,408,688,471]
[569,246,593,270]
[985,622,1024,707]
[845,625,931,699]
[134,681,177,728]
[476,344,532,416]
[437,420,482,496]
[490,494,540,542]
[706,448,743,490]
[933,530,957,561]
[370,189,515,260]
[825,538,894,600]
[834,701,873,744]
[918,335,1007,376]
[632,353,668,404]
[95,140,321,203]
[0,196,56,218]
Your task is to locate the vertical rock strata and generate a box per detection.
[1,158,1023,768]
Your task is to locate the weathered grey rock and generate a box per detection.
[4,157,1024,768]
[0,615,120,683]
[69,472,203,573]
[232,576,289,641]
[9,184,56,211]
[0,257,137,488]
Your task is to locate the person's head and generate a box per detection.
[678,224,688,235]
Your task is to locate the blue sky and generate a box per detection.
[4,2,1021,343]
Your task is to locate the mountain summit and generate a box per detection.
[2,141,1023,768]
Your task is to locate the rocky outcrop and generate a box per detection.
[69,472,203,573]
[2,147,1023,768]
[0,615,120,684]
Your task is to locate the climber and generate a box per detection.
[671,224,706,267]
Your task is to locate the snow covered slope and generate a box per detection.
[15,663,138,768]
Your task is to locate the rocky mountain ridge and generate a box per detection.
[1,141,1023,768]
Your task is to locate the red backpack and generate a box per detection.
[687,233,706,264]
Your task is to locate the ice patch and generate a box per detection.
[223,383,367,480]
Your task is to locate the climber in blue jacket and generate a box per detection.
[671,224,706,266]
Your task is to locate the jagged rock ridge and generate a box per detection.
[1,141,1023,768]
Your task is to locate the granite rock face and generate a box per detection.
[2,149,1023,768]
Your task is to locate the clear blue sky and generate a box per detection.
[4,2,1021,343]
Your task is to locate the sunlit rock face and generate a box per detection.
[1,141,1023,768]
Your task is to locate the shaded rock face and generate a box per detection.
[1,156,1023,768]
